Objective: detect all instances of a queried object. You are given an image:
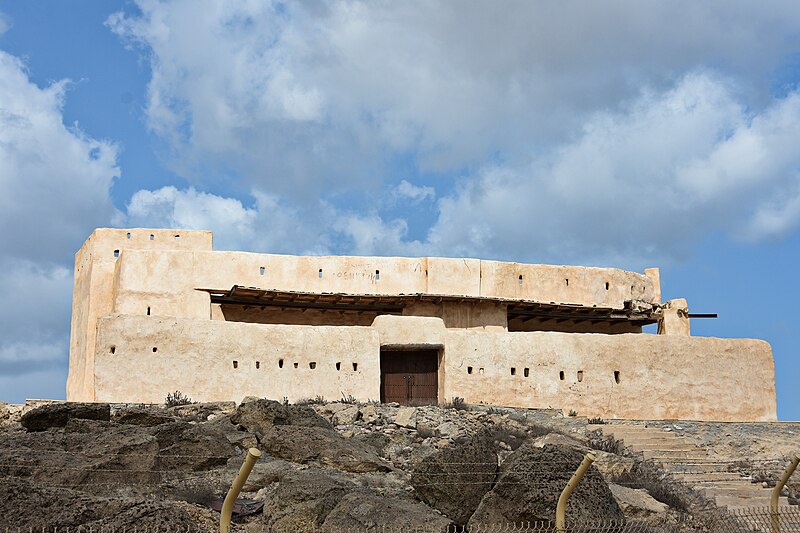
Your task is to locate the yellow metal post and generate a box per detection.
[220,447,262,533]
[556,452,596,533]
[771,452,800,533]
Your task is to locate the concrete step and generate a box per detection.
[671,472,747,483]
[632,443,700,451]
[642,449,709,461]
[662,462,732,473]
[715,494,790,509]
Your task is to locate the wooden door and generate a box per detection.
[380,349,438,405]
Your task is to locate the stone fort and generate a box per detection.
[67,228,776,421]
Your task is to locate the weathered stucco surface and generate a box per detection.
[92,314,776,421]
[69,228,777,421]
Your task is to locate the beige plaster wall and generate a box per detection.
[443,330,776,421]
[67,228,213,401]
[94,315,381,404]
[91,313,775,421]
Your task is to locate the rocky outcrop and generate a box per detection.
[260,469,356,532]
[411,431,498,524]
[231,399,331,439]
[468,443,624,528]
[261,425,391,473]
[21,402,110,431]
[321,490,453,531]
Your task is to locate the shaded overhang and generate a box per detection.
[198,285,658,326]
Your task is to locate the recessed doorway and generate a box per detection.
[380,349,439,405]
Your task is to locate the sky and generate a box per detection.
[0,1,798,419]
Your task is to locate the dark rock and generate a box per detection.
[21,402,110,431]
[322,490,453,531]
[113,408,176,427]
[261,426,391,473]
[412,430,498,525]
[261,469,356,532]
[231,399,331,439]
[150,420,235,471]
[468,443,623,528]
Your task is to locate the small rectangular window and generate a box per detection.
[336,362,341,371]
[352,362,358,371]
[255,361,260,369]
[375,270,380,280]
[479,367,484,375]
[146,306,151,316]
[318,269,323,278]
[150,234,154,241]
[260,266,265,275]
[559,370,565,381]
[614,370,621,384]
[577,370,584,382]
[510,367,516,376]
[523,368,529,377]
[113,250,119,258]
[174,234,180,240]
[467,366,473,375]
[126,232,131,239]
[309,362,317,369]
[293,362,299,368]
[232,360,238,369]
[279,359,284,368]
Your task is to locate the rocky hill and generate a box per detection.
[0,398,796,532]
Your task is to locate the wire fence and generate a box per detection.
[4,507,800,532]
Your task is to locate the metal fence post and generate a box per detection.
[556,452,596,533]
[771,452,800,533]
[220,447,262,533]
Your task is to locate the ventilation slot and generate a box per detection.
[524,368,530,378]
[293,362,298,369]
[565,278,569,287]
[319,269,323,278]
[375,270,380,280]
[150,234,154,241]
[232,360,238,369]
[146,306,151,316]
[255,361,260,369]
[559,370,565,381]
[352,362,358,371]
[110,346,116,354]
[467,366,473,375]
[479,367,485,375]
[152,347,157,353]
[309,362,317,369]
[577,370,584,383]
[518,275,523,285]
[174,234,180,240]
[605,281,610,290]
[336,362,341,371]
[614,370,621,384]
[126,232,131,239]
[279,359,284,368]
[510,367,516,376]
[113,250,119,258]
[260,266,265,275]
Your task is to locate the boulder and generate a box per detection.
[150,420,235,471]
[332,405,362,425]
[608,483,669,517]
[21,402,110,432]
[411,431,498,525]
[394,406,417,429]
[113,408,176,427]
[322,490,453,531]
[468,443,624,528]
[230,399,331,439]
[261,426,391,473]
[261,469,356,532]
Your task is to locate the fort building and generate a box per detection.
[67,228,777,421]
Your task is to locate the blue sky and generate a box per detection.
[0,1,798,419]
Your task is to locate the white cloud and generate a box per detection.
[428,73,800,266]
[0,51,119,392]
[108,1,800,196]
[0,11,10,35]
[0,51,121,263]
[394,180,435,203]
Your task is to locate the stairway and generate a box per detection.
[590,422,791,510]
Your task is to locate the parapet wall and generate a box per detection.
[92,314,776,421]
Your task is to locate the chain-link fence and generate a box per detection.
[5,507,800,533]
